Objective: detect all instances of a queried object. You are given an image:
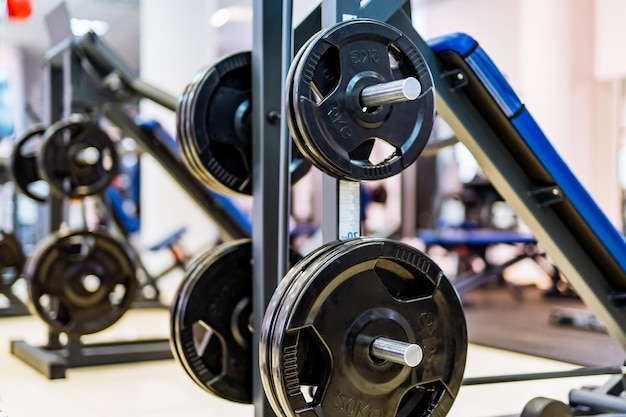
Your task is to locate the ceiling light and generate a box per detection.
[210,8,231,28]
[70,18,109,36]
[210,6,252,28]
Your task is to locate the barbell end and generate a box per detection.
[360,77,422,108]
[370,336,423,368]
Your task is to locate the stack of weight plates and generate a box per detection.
[176,51,310,196]
[260,237,468,417]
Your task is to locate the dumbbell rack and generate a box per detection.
[250,1,416,417]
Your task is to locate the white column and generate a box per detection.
[138,0,220,289]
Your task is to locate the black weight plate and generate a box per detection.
[290,19,435,181]
[9,125,49,202]
[25,229,137,335]
[177,51,310,196]
[0,232,26,289]
[261,237,467,417]
[39,115,119,199]
[171,239,305,404]
[260,238,365,415]
[172,239,254,403]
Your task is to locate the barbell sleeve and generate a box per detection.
[360,77,421,108]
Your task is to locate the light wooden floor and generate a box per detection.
[0,307,613,417]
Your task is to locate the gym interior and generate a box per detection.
[1,1,626,416]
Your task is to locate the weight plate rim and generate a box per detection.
[264,239,365,417]
[171,239,248,385]
[169,242,223,387]
[0,232,26,288]
[187,52,254,196]
[177,67,224,190]
[260,238,363,417]
[173,238,254,403]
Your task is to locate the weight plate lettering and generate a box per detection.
[260,238,467,417]
[177,51,310,196]
[287,19,435,181]
[39,115,119,199]
[25,229,137,335]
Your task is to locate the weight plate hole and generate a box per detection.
[108,283,127,305]
[141,284,158,301]
[362,105,381,114]
[350,138,396,166]
[26,180,49,198]
[192,321,223,376]
[101,148,114,171]
[294,327,332,405]
[398,382,445,417]
[1,266,18,285]
[310,46,340,103]
[209,142,250,179]
[81,274,101,293]
[39,294,51,311]
[388,46,402,70]
[374,258,436,300]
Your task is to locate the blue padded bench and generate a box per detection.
[425,31,626,348]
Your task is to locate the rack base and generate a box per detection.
[10,337,173,379]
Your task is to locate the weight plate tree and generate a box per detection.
[286,19,435,181]
[38,115,119,199]
[260,238,467,417]
[25,229,137,335]
[0,232,26,290]
[176,51,310,196]
[9,124,49,202]
[170,239,304,404]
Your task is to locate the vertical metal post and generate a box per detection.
[320,0,363,244]
[251,0,291,416]
[44,51,73,235]
[401,163,418,237]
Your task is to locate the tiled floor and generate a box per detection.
[0,307,613,417]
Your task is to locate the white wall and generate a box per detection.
[415,0,622,228]
[138,0,222,287]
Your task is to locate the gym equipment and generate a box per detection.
[25,228,136,335]
[260,237,467,417]
[170,239,253,403]
[170,239,303,403]
[177,51,310,196]
[0,232,26,289]
[39,115,119,199]
[286,19,435,181]
[521,397,573,417]
[10,124,48,202]
[402,26,626,415]
[0,231,28,317]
